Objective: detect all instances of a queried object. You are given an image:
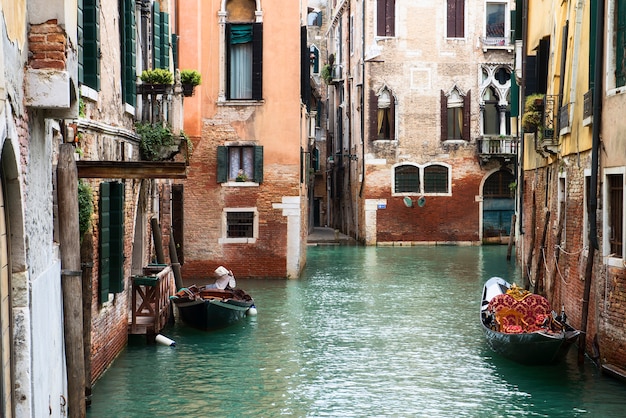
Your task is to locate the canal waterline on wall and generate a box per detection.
[88,245,626,417]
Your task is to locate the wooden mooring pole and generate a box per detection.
[57,144,87,417]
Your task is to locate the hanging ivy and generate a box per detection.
[78,179,94,241]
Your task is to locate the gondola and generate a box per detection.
[170,285,256,331]
[480,277,580,365]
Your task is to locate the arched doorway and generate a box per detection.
[0,166,13,417]
[482,170,515,243]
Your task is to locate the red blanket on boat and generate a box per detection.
[488,293,552,333]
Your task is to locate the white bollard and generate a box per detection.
[155,334,176,347]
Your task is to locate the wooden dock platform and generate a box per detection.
[128,265,175,337]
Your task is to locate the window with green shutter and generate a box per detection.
[99,181,125,302]
[153,2,161,69]
[160,12,170,68]
[121,0,136,106]
[217,145,263,183]
[79,0,100,90]
[394,165,420,193]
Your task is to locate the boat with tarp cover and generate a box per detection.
[480,277,580,365]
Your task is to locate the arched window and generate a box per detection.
[394,165,420,193]
[424,164,449,193]
[377,87,395,140]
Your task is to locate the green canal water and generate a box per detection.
[87,245,626,417]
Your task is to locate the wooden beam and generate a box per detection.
[76,161,187,179]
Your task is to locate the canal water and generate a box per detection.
[87,245,626,417]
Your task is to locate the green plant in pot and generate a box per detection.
[140,68,173,94]
[180,69,202,97]
[522,93,545,134]
[136,122,180,161]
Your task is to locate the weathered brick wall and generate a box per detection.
[28,20,66,70]
[87,179,145,383]
[181,116,299,279]
[518,151,608,359]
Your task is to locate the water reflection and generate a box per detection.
[88,246,626,417]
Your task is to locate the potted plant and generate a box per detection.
[522,93,545,133]
[139,68,173,94]
[235,169,249,182]
[180,69,202,97]
[136,122,181,161]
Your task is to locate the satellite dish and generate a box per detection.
[417,196,426,207]
[403,197,413,208]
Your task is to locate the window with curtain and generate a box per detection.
[377,88,394,140]
[217,145,264,183]
[483,87,500,135]
[228,24,253,99]
[446,90,464,140]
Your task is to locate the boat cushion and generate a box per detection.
[488,293,552,333]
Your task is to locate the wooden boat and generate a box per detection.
[170,285,255,331]
[480,277,580,365]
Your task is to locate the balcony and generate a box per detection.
[479,36,514,52]
[478,135,518,164]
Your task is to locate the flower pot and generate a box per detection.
[182,83,195,97]
[138,84,172,95]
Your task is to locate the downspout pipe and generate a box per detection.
[518,0,528,254]
[579,0,603,364]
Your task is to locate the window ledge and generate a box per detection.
[218,237,257,244]
[605,255,625,268]
[217,99,265,106]
[223,181,259,187]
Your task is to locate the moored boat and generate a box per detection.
[171,285,255,331]
[480,277,580,365]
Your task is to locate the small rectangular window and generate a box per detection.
[217,145,263,183]
[486,2,506,38]
[227,212,254,238]
[608,174,623,257]
[616,0,626,87]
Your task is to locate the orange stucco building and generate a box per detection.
[178,0,309,279]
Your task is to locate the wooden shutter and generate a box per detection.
[617,0,626,87]
[253,146,264,183]
[99,182,111,302]
[217,146,228,183]
[389,93,395,140]
[161,12,170,68]
[225,24,232,100]
[172,33,179,70]
[301,26,311,111]
[441,90,448,141]
[589,0,597,89]
[369,89,378,141]
[463,90,471,141]
[377,0,385,36]
[83,0,100,90]
[122,0,136,106]
[385,0,395,36]
[109,182,125,293]
[252,23,263,100]
[153,2,161,69]
[447,0,464,38]
[172,184,184,264]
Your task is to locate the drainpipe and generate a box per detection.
[579,0,603,365]
[357,0,366,242]
[518,0,528,264]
